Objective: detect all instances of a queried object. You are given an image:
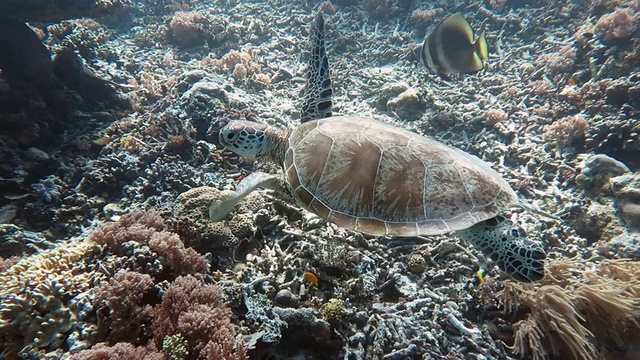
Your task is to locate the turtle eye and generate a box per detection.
[226,132,238,141]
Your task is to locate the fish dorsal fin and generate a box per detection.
[300,11,333,123]
[440,13,474,42]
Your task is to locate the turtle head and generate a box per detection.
[219,121,269,158]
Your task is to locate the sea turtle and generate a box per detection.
[211,12,546,282]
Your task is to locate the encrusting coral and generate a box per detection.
[166,186,261,256]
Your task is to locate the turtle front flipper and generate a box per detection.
[300,12,333,123]
[458,215,546,282]
[209,172,280,221]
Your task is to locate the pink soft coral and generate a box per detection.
[152,275,247,360]
[595,7,638,44]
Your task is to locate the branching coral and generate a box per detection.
[541,115,589,149]
[94,270,155,343]
[501,259,640,360]
[535,45,577,78]
[46,19,114,61]
[584,110,640,167]
[168,11,212,47]
[152,275,248,360]
[483,108,509,126]
[205,49,262,81]
[0,210,216,357]
[364,0,412,19]
[90,210,209,276]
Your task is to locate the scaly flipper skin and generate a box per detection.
[208,172,279,221]
[458,215,546,282]
[300,12,333,123]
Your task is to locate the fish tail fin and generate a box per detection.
[475,30,489,60]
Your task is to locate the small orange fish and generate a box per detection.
[304,271,318,286]
[568,78,577,85]
[93,135,115,145]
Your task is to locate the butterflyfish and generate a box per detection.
[421,13,488,75]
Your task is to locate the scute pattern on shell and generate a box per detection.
[285,116,517,236]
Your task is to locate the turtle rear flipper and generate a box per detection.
[459,216,546,282]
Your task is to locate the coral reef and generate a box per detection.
[610,173,640,231]
[72,342,164,360]
[1,0,639,359]
[483,108,508,126]
[90,211,209,276]
[204,48,270,88]
[542,115,589,150]
[169,11,213,48]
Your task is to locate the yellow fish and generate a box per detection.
[421,14,488,75]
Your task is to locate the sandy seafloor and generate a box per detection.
[0,0,639,359]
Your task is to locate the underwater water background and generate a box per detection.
[0,0,639,359]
